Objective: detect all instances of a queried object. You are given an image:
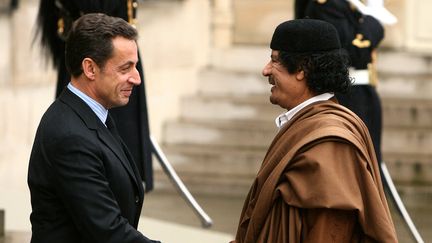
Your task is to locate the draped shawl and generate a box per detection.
[233,100,397,243]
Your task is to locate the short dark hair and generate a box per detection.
[278,49,352,94]
[65,13,138,77]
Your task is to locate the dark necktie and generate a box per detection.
[106,114,139,181]
[106,114,123,146]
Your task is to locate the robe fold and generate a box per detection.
[233,100,397,243]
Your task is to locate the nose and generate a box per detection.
[262,61,271,77]
[129,68,141,85]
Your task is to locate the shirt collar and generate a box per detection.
[67,82,109,125]
[275,92,334,129]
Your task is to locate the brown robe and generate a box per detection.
[232,100,397,243]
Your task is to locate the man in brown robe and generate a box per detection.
[231,19,397,243]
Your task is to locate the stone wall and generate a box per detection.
[229,0,432,53]
[233,0,294,45]
[137,0,211,140]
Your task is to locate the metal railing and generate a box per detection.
[151,136,213,228]
[381,161,424,243]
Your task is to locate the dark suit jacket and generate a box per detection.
[28,88,156,243]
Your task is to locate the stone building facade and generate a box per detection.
[0,0,431,234]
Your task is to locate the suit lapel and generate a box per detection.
[59,89,143,194]
[97,127,139,182]
[118,138,145,196]
[103,115,144,195]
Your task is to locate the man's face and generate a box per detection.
[93,36,140,109]
[262,50,307,110]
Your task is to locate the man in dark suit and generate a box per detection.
[34,0,154,192]
[28,13,160,243]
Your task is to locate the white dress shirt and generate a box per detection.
[275,92,334,129]
[67,82,108,125]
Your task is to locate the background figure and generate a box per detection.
[34,0,153,191]
[295,0,384,162]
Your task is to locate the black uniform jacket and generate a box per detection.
[27,88,154,243]
[295,0,384,69]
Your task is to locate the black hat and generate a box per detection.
[270,19,341,54]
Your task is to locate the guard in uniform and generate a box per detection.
[10,0,18,10]
[295,0,385,162]
[34,0,154,191]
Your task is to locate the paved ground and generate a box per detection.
[142,189,245,236]
[146,189,432,243]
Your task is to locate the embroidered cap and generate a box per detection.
[270,19,341,54]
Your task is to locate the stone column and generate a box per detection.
[212,0,233,48]
[0,7,12,87]
[10,0,56,86]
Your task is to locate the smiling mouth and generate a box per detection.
[121,89,133,96]
[268,77,275,85]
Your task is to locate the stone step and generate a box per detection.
[394,185,432,208]
[164,119,432,154]
[180,94,280,122]
[381,95,432,128]
[377,50,432,76]
[382,127,432,154]
[157,140,431,180]
[199,68,432,97]
[181,93,432,128]
[163,120,277,148]
[153,149,432,197]
[153,143,258,197]
[385,154,432,185]
[153,167,253,197]
[210,46,432,75]
[208,47,432,99]
[154,174,432,201]
[378,73,432,98]
[162,125,431,180]
[159,143,431,179]
[161,144,264,177]
[160,143,431,176]
[198,69,267,96]
[153,146,432,197]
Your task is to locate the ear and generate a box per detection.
[296,70,305,81]
[82,58,97,80]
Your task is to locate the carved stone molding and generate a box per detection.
[405,0,432,53]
